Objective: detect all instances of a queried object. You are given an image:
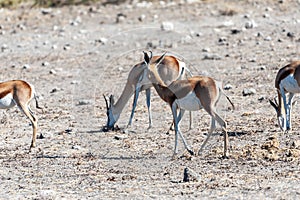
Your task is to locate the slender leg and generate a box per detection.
[198,117,216,155]
[171,104,193,156]
[18,103,38,150]
[287,93,294,131]
[280,87,288,131]
[128,87,140,127]
[171,103,179,156]
[188,111,193,130]
[199,106,228,158]
[145,88,152,129]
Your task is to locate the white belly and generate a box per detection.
[281,74,300,93]
[175,92,202,111]
[0,93,16,109]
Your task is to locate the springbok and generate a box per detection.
[0,80,42,149]
[269,61,300,132]
[144,51,234,158]
[103,52,192,130]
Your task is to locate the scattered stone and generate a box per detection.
[49,69,57,74]
[224,84,233,90]
[203,53,222,60]
[42,62,50,67]
[264,36,272,41]
[202,48,210,52]
[96,37,108,45]
[23,64,30,69]
[114,135,128,140]
[41,8,52,15]
[50,88,60,93]
[116,13,126,23]
[231,28,242,34]
[138,14,146,22]
[245,20,257,29]
[161,22,174,31]
[287,32,295,38]
[63,44,71,50]
[72,145,81,150]
[77,100,92,106]
[37,133,45,139]
[71,80,79,85]
[242,88,256,96]
[183,167,201,182]
[1,44,8,52]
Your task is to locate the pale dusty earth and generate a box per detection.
[0,0,300,199]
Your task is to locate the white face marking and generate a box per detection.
[175,91,203,111]
[281,74,300,93]
[0,93,15,109]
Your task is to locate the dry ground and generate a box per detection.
[0,0,300,199]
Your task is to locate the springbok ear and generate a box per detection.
[143,51,151,64]
[109,95,115,105]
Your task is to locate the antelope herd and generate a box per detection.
[1,51,299,158]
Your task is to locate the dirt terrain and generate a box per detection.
[0,0,299,199]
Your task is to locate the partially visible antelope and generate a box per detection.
[269,61,300,132]
[144,51,234,158]
[103,52,192,130]
[0,80,42,149]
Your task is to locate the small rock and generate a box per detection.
[183,167,201,182]
[116,13,126,23]
[23,64,30,69]
[161,22,174,31]
[264,36,272,41]
[42,62,50,67]
[77,100,92,106]
[72,145,81,150]
[97,37,108,45]
[41,8,52,15]
[287,32,295,38]
[1,44,8,51]
[114,135,128,140]
[231,28,242,34]
[138,14,146,22]
[203,53,222,60]
[224,84,233,90]
[49,69,57,74]
[63,44,71,50]
[243,88,256,96]
[245,20,257,29]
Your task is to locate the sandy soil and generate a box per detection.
[0,0,300,199]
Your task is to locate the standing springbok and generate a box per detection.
[0,80,42,149]
[103,52,192,130]
[270,61,300,132]
[144,51,234,158]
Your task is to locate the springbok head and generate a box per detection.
[269,96,287,132]
[103,94,117,130]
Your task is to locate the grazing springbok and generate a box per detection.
[144,51,234,158]
[104,53,192,130]
[269,61,300,132]
[0,80,42,149]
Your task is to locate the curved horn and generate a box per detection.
[103,94,109,110]
[155,52,167,67]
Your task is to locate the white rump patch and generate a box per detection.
[0,93,15,109]
[281,74,300,93]
[175,91,202,111]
